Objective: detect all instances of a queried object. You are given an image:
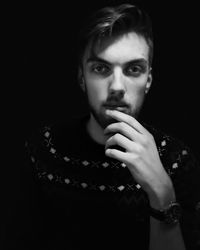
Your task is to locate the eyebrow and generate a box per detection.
[87,56,110,64]
[86,55,148,67]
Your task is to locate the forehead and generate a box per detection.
[83,32,149,65]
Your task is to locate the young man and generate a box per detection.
[5,3,199,250]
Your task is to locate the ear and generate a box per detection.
[145,68,153,94]
[78,67,85,92]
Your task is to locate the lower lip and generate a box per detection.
[105,106,128,112]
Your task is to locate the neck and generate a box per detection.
[86,114,107,145]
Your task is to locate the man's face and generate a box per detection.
[81,32,152,128]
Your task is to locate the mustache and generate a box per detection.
[103,94,129,108]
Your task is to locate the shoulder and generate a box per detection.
[145,123,200,182]
[25,115,88,166]
[147,123,200,204]
[145,123,195,160]
[26,115,85,147]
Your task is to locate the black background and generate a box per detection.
[3,2,199,245]
[13,0,200,160]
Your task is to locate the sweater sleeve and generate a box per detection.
[170,142,200,250]
[2,131,45,250]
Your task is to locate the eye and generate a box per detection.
[91,63,111,75]
[125,65,144,77]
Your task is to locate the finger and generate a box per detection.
[105,133,133,151]
[105,109,147,134]
[105,148,127,163]
[104,122,141,142]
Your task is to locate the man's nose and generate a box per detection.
[108,70,126,97]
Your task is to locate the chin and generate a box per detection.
[98,115,116,129]
[90,109,114,129]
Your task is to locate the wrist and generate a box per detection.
[149,201,182,225]
[149,181,176,210]
[150,195,176,210]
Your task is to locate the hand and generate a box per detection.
[104,109,175,209]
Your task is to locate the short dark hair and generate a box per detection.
[77,3,153,67]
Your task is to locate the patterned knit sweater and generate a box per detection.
[21,116,200,250]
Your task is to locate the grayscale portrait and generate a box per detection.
[3,1,200,250]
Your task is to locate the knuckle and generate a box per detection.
[141,133,154,146]
[136,144,144,154]
[141,135,148,146]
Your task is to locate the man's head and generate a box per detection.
[78,4,153,128]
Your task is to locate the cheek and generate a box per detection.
[126,79,147,107]
[85,77,107,103]
[128,80,146,97]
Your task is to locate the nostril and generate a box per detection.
[109,89,125,99]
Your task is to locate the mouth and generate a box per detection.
[103,105,128,112]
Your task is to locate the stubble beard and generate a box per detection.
[85,88,144,130]
[90,106,117,129]
[89,104,142,129]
